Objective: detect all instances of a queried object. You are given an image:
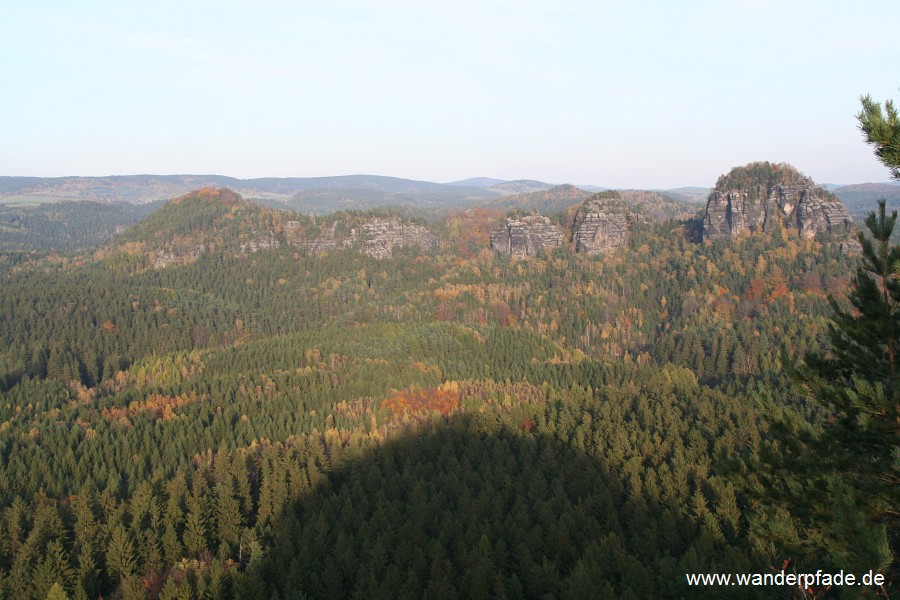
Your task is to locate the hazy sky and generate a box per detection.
[2,0,898,187]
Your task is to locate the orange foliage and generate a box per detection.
[712,297,733,318]
[101,391,206,422]
[382,387,461,416]
[743,278,767,303]
[443,207,505,256]
[769,280,790,301]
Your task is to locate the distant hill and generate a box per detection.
[486,185,703,222]
[284,185,499,215]
[8,173,895,220]
[830,182,900,219]
[489,184,594,214]
[657,187,710,204]
[619,190,704,221]
[487,179,556,195]
[446,177,506,188]
[0,174,501,211]
[96,187,441,270]
[0,175,241,204]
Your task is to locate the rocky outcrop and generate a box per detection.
[301,223,356,254]
[152,245,203,269]
[796,193,854,239]
[301,217,437,258]
[241,232,280,253]
[490,215,565,258]
[489,193,640,258]
[572,196,634,256]
[702,163,853,241]
[359,218,438,259]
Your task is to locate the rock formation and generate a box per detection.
[302,217,437,258]
[359,218,438,259]
[490,215,565,258]
[702,162,853,242]
[572,195,634,256]
[489,192,640,258]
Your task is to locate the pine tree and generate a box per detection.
[791,199,899,572]
[858,94,900,181]
[757,94,900,583]
[44,582,69,600]
[105,525,136,583]
[214,480,242,548]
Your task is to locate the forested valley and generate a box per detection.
[0,170,894,599]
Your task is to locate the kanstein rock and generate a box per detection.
[490,215,565,258]
[702,162,854,242]
[302,217,437,259]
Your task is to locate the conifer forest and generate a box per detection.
[0,102,897,599]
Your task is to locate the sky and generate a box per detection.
[2,0,898,188]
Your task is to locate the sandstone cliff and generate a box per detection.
[702,162,853,242]
[489,192,641,258]
[302,217,437,258]
[100,188,441,271]
[359,218,438,259]
[572,194,635,256]
[490,215,565,258]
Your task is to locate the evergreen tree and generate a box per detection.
[779,203,898,575]
[858,94,900,180]
[44,582,68,600]
[105,526,136,584]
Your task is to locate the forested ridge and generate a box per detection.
[0,183,892,598]
[0,201,161,254]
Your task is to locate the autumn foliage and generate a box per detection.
[381,386,461,415]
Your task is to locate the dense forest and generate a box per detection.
[0,201,162,254]
[0,164,894,599]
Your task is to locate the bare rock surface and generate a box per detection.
[702,162,853,242]
[302,217,437,258]
[490,215,565,258]
[359,218,438,259]
[572,196,634,256]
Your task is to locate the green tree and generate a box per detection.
[755,95,900,586]
[783,225,896,571]
[858,94,900,180]
[44,582,68,600]
[105,526,136,583]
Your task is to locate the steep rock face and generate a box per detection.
[796,193,855,239]
[490,215,565,258]
[301,223,355,254]
[572,197,633,256]
[302,218,437,258]
[702,163,853,241]
[359,218,438,259]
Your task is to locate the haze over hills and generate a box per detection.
[0,172,881,598]
[2,174,894,220]
[3,0,897,593]
[446,177,506,188]
[1,156,897,596]
[0,174,497,206]
[824,182,900,218]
